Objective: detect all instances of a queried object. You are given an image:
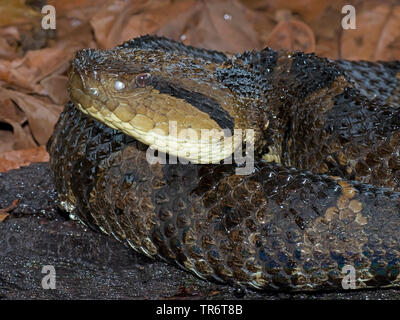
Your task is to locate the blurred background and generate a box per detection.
[0,0,399,171]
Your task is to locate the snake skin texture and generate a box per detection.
[47,36,400,291]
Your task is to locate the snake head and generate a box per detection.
[68,40,267,164]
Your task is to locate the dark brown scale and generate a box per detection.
[47,36,400,291]
[336,60,400,108]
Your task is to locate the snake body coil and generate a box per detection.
[47,36,400,291]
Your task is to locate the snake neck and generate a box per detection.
[216,48,282,162]
[219,48,347,165]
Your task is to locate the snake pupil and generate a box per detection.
[135,72,151,87]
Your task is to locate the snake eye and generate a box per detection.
[135,73,151,88]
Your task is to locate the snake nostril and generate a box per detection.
[114,80,125,91]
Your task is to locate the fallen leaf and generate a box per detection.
[265,19,316,52]
[0,0,41,27]
[309,3,343,59]
[0,145,49,172]
[0,26,20,59]
[0,93,36,150]
[341,3,400,60]
[0,95,26,124]
[0,199,19,221]
[370,5,400,60]
[0,44,73,91]
[39,74,69,105]
[48,0,106,14]
[91,0,195,48]
[243,0,333,22]
[11,121,37,150]
[159,0,261,52]
[50,0,106,47]
[90,0,148,48]
[0,130,13,153]
[208,290,221,296]
[3,89,63,145]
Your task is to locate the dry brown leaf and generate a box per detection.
[309,3,343,59]
[0,198,18,220]
[90,0,195,49]
[12,121,37,150]
[50,0,106,47]
[0,91,37,150]
[0,26,20,59]
[265,19,316,53]
[57,20,97,50]
[49,0,105,13]
[368,4,400,61]
[121,0,197,46]
[39,74,69,105]
[0,38,16,60]
[90,0,149,48]
[0,95,26,124]
[245,0,333,22]
[0,44,73,91]
[0,145,49,172]
[341,3,400,60]
[0,213,9,222]
[0,130,13,153]
[4,89,63,145]
[247,11,276,48]
[0,0,41,27]
[159,0,261,52]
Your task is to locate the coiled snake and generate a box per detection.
[47,36,400,291]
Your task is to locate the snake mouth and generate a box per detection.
[68,53,245,164]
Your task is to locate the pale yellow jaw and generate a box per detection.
[75,102,242,164]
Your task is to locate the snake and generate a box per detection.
[46,35,400,291]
